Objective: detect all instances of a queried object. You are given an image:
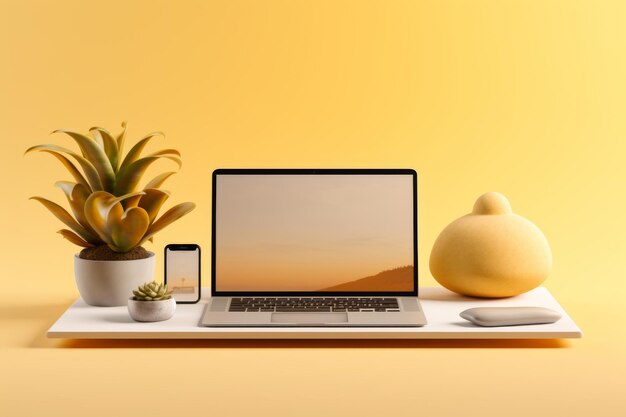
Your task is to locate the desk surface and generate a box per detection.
[47,287,581,339]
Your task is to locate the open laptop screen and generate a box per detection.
[212,170,417,295]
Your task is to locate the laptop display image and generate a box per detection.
[202,169,426,327]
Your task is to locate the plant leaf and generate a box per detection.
[52,129,116,192]
[55,181,99,238]
[144,172,176,189]
[30,197,99,243]
[116,121,128,163]
[90,127,119,173]
[25,145,103,191]
[90,129,104,147]
[142,150,182,170]
[118,131,164,174]
[138,189,170,224]
[148,149,181,158]
[121,194,143,209]
[140,202,195,244]
[84,191,145,245]
[55,181,75,198]
[115,155,180,195]
[111,207,150,252]
[57,229,94,247]
[26,148,92,192]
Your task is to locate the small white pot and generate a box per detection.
[74,252,155,307]
[128,297,176,322]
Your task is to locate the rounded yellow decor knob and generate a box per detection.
[429,192,552,298]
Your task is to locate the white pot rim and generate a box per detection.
[128,296,173,303]
[74,251,155,262]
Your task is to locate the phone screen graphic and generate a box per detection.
[165,245,200,303]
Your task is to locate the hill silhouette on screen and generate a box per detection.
[320,266,414,291]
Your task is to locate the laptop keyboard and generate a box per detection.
[229,297,400,312]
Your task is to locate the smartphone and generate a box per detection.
[164,244,201,304]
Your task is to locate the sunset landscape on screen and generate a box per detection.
[215,174,414,292]
[166,248,200,300]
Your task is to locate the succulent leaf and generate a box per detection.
[55,181,75,198]
[111,207,150,252]
[30,197,99,243]
[89,127,119,172]
[55,182,99,237]
[83,191,145,247]
[132,281,173,301]
[29,150,92,191]
[52,129,116,192]
[144,172,176,189]
[90,128,104,148]
[57,229,94,247]
[117,131,164,174]
[148,149,181,158]
[115,155,180,195]
[85,191,142,242]
[121,194,143,209]
[115,121,128,164]
[147,152,182,168]
[83,192,117,245]
[26,145,103,191]
[140,202,195,245]
[137,189,170,224]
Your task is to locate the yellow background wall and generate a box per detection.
[1,1,624,416]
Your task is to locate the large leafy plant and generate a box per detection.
[27,122,195,252]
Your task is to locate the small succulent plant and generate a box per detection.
[132,281,173,301]
[26,122,195,253]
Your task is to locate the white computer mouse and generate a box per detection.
[460,307,562,327]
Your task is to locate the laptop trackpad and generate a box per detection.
[271,313,348,324]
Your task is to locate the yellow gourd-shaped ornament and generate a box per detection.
[429,192,552,298]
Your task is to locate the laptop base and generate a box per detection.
[200,297,427,327]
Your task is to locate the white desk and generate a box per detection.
[47,287,582,339]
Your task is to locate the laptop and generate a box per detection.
[201,169,427,327]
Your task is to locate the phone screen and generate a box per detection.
[165,245,200,303]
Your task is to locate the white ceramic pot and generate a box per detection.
[127,297,176,322]
[74,252,155,306]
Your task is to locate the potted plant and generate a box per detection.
[27,122,195,306]
[127,281,176,322]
